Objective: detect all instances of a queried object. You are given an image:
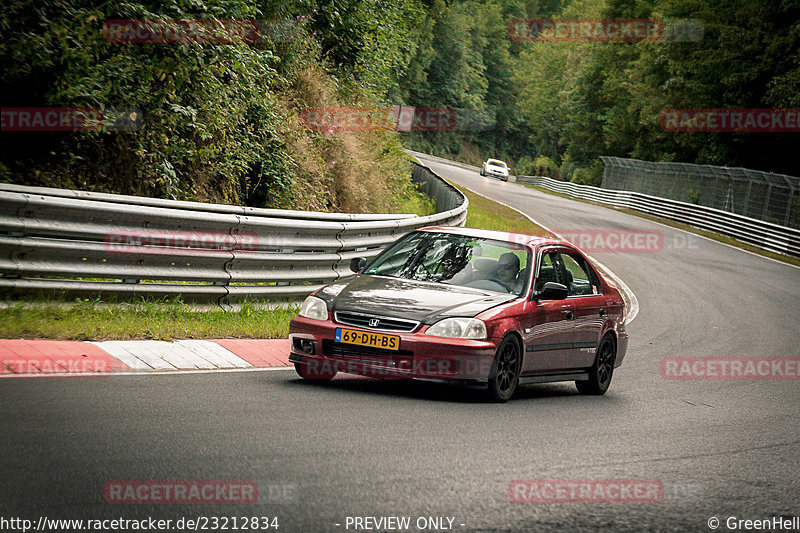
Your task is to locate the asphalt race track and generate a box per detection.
[2,155,799,532]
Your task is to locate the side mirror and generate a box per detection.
[349,257,367,273]
[534,282,568,301]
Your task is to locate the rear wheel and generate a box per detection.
[487,336,522,402]
[294,361,336,382]
[576,335,616,395]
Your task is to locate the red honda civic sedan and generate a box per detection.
[288,226,629,401]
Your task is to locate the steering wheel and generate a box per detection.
[413,262,435,280]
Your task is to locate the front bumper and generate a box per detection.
[615,329,629,368]
[486,170,508,180]
[289,315,498,382]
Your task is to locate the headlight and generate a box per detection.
[298,295,328,321]
[426,318,487,339]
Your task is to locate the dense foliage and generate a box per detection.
[401,0,800,184]
[2,0,797,201]
[0,0,425,211]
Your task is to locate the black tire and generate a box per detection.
[480,168,486,176]
[487,336,522,402]
[576,335,616,395]
[294,361,336,382]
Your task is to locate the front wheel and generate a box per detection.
[295,361,336,382]
[480,168,486,176]
[576,335,616,395]
[487,336,522,402]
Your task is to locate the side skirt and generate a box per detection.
[518,372,589,385]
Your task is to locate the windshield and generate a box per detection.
[363,232,531,296]
[487,160,507,168]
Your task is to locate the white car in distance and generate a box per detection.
[480,159,510,181]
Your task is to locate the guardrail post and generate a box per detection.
[744,180,752,217]
[762,183,772,222]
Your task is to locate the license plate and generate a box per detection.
[335,328,400,351]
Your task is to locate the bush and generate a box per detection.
[571,167,593,185]
[571,160,604,187]
[535,155,558,178]
[515,155,536,176]
[558,154,574,182]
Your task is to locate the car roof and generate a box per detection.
[418,226,568,249]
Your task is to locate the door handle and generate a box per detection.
[565,310,573,320]
[599,308,606,317]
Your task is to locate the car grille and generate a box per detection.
[322,340,413,358]
[334,312,419,332]
[322,340,413,368]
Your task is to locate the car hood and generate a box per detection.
[317,275,516,325]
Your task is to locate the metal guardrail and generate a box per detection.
[515,175,800,258]
[0,162,467,303]
[601,156,800,229]
[404,149,482,173]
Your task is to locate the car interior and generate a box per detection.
[450,256,529,295]
[449,256,497,285]
[534,253,599,297]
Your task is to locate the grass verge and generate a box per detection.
[520,183,800,268]
[447,180,551,236]
[0,298,299,341]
